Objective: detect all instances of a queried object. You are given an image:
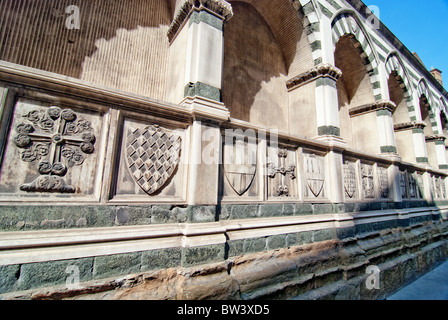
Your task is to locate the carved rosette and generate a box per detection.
[13,106,96,193]
[125,125,182,195]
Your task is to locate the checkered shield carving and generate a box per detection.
[125,125,181,195]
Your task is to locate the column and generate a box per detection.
[167,1,233,208]
[167,0,232,122]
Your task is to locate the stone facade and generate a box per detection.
[0,0,448,300]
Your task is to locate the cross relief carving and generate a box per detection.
[13,106,96,193]
[267,148,296,197]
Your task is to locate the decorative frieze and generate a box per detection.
[286,63,342,90]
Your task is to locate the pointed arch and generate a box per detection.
[385,53,413,95]
[417,79,434,107]
[418,79,439,137]
[385,53,416,123]
[331,11,382,100]
[440,97,448,118]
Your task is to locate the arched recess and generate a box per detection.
[331,12,383,101]
[222,0,313,130]
[417,79,439,135]
[385,53,417,162]
[333,12,383,154]
[418,79,440,167]
[440,98,448,161]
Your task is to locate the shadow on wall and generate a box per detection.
[222,1,304,129]
[0,0,172,99]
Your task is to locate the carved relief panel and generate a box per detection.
[361,163,375,199]
[399,171,408,199]
[377,166,390,199]
[433,176,446,199]
[112,117,186,202]
[343,160,358,200]
[221,130,260,201]
[302,152,327,200]
[0,99,104,200]
[266,145,298,200]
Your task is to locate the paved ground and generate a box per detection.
[387,260,448,300]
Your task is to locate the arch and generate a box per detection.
[386,54,416,162]
[385,53,416,123]
[417,79,435,108]
[331,12,382,101]
[385,53,413,95]
[417,79,439,134]
[440,97,448,119]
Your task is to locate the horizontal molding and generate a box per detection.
[0,205,442,266]
[0,214,353,266]
[0,61,192,122]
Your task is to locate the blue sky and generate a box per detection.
[365,0,448,84]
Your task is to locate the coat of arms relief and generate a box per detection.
[223,135,257,197]
[125,124,182,195]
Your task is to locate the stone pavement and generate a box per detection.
[387,260,448,300]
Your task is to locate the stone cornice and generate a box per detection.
[286,63,342,90]
[394,121,426,132]
[425,135,447,142]
[167,0,233,43]
[349,100,397,117]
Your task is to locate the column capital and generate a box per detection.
[168,0,233,43]
[349,100,396,118]
[394,121,426,132]
[286,63,342,91]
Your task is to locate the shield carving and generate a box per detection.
[125,125,181,195]
[305,154,325,198]
[344,162,357,199]
[223,139,257,196]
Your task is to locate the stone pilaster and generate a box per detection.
[168,0,232,122]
